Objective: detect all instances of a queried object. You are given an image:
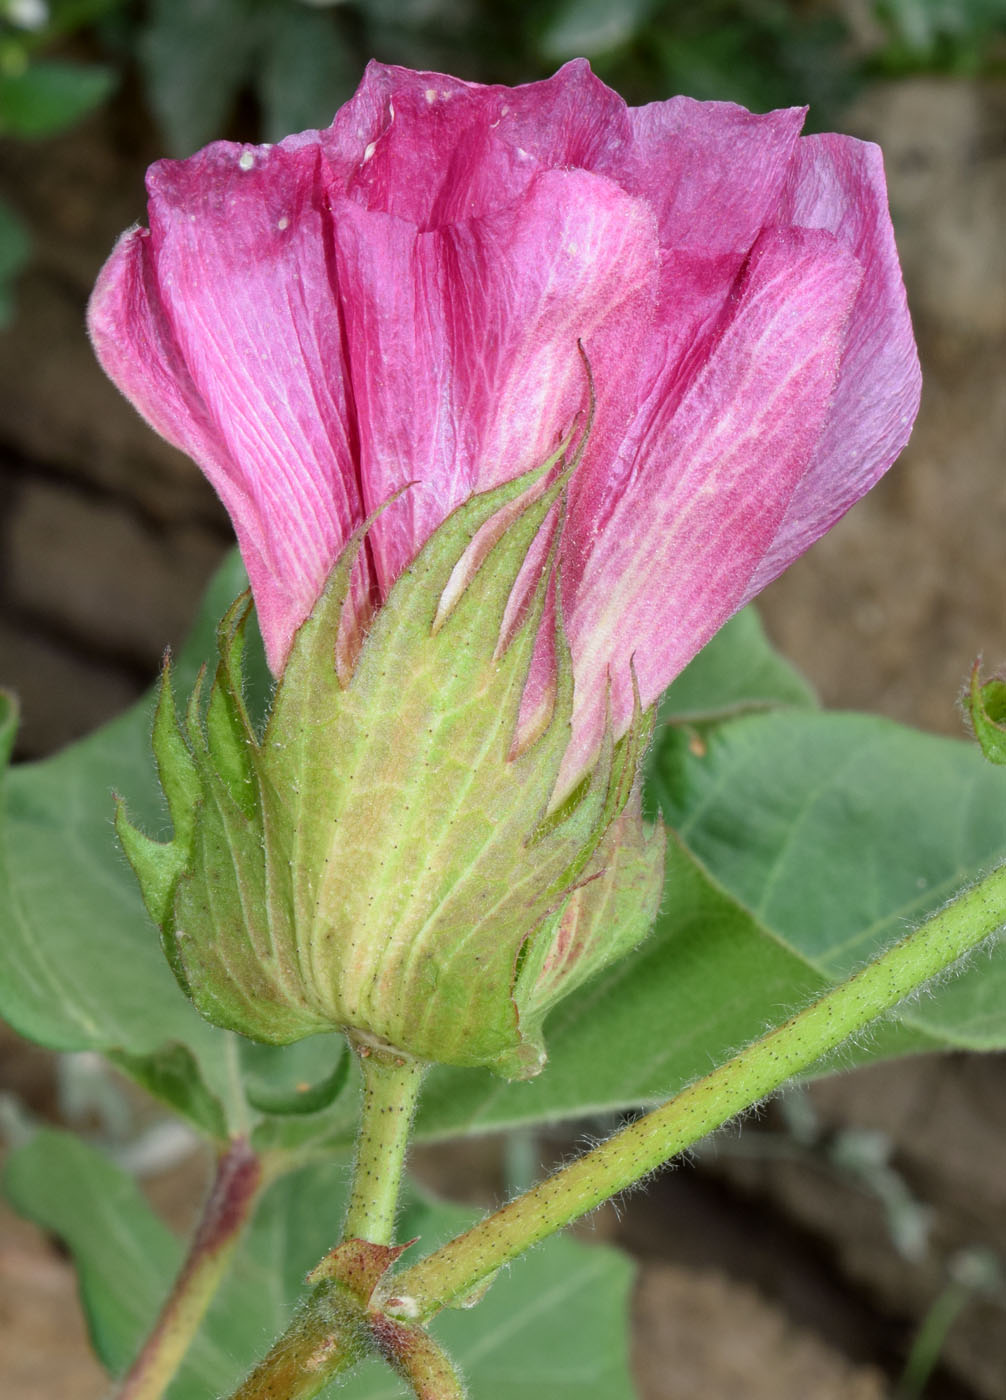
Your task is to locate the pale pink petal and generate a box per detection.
[88,226,236,499]
[328,166,659,593]
[102,140,365,671]
[87,226,284,663]
[742,134,922,598]
[564,102,808,556]
[557,225,864,794]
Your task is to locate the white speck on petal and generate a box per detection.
[425,88,437,103]
[363,141,377,162]
[238,151,255,172]
[277,216,289,231]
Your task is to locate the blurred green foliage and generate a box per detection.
[1,1,120,140]
[1,0,1004,321]
[871,0,1006,74]
[0,196,30,323]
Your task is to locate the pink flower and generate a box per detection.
[89,60,920,795]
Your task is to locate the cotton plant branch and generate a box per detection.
[225,860,1006,1398]
[111,1137,266,1400]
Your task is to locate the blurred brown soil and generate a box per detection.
[0,72,1005,1400]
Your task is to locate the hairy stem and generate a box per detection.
[112,1137,264,1400]
[373,1315,468,1398]
[343,1042,425,1245]
[227,1289,366,1400]
[227,1288,468,1400]
[390,864,1006,1317]
[224,862,1006,1399]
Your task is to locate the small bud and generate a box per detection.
[963,661,1006,766]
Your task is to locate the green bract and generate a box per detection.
[117,459,665,1078]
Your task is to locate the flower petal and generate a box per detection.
[559,225,864,792]
[625,96,806,250]
[563,101,808,553]
[329,166,659,594]
[329,59,632,228]
[742,134,922,598]
[91,138,367,672]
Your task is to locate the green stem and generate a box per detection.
[224,862,1006,1400]
[112,1137,264,1400]
[228,1288,467,1400]
[373,1315,468,1398]
[390,863,1006,1318]
[227,1290,366,1400]
[342,1042,426,1245]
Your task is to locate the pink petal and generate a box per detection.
[90,139,366,672]
[564,100,808,552]
[326,60,632,228]
[624,95,806,250]
[741,134,922,599]
[557,225,864,794]
[328,166,659,594]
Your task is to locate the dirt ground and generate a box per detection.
[0,71,1004,1400]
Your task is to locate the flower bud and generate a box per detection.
[964,662,1006,767]
[118,455,664,1078]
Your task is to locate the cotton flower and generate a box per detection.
[89,59,919,800]
[95,63,919,1074]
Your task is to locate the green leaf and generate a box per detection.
[3,1130,183,1376]
[108,1043,228,1140]
[139,0,260,155]
[0,60,116,138]
[657,605,816,723]
[0,550,353,1149]
[0,557,242,1063]
[652,710,1006,1050]
[257,3,357,142]
[419,706,1006,1138]
[0,689,18,768]
[5,1131,636,1399]
[241,1035,351,1117]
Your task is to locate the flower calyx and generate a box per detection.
[117,447,665,1078]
